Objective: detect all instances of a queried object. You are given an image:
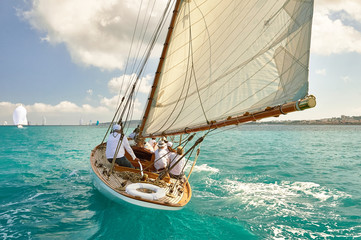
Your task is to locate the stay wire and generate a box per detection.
[116,0,145,108]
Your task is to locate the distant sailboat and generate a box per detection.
[90,0,316,210]
[13,105,28,128]
[3,121,8,126]
[42,116,46,126]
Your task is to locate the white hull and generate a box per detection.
[17,125,23,128]
[91,169,183,211]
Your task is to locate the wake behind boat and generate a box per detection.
[90,0,316,210]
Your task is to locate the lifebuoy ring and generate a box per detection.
[126,183,166,201]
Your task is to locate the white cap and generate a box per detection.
[158,141,166,148]
[113,124,121,131]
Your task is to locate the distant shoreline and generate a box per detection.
[3,116,361,126]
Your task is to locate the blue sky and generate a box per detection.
[1,0,361,125]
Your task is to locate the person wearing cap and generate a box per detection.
[168,146,186,178]
[106,124,139,168]
[143,141,154,152]
[147,137,157,151]
[128,125,140,140]
[153,140,170,171]
[166,141,176,153]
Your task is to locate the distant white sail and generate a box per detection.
[42,116,46,125]
[13,105,28,126]
[142,0,314,136]
[3,121,7,126]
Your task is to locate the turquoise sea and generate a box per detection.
[0,125,360,239]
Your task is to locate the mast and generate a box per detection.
[138,0,182,142]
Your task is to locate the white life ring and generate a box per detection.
[126,183,166,201]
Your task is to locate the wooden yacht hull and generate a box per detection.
[90,144,191,210]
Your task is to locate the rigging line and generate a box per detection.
[127,0,173,104]
[129,0,173,79]
[117,84,137,125]
[101,96,127,144]
[175,129,211,181]
[151,1,195,134]
[129,0,157,75]
[163,131,206,178]
[116,0,145,108]
[207,124,243,137]
[190,0,213,124]
[132,0,174,79]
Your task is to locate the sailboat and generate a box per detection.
[42,116,46,126]
[90,0,316,210]
[13,105,28,128]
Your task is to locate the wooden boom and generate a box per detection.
[143,95,316,138]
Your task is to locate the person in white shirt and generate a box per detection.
[106,124,139,168]
[169,146,185,178]
[153,141,170,171]
[148,138,157,151]
[128,125,140,140]
[144,141,154,152]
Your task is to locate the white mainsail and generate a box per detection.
[13,105,28,126]
[142,0,314,137]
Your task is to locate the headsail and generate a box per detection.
[140,0,314,137]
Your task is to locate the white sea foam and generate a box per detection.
[191,164,219,173]
[69,170,79,177]
[272,225,333,239]
[28,193,44,200]
[225,180,350,207]
[223,179,353,239]
[1,193,44,208]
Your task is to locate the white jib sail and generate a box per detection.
[13,105,28,126]
[142,0,314,136]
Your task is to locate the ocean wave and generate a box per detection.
[190,164,219,173]
[222,179,354,238]
[224,180,351,206]
[1,193,44,207]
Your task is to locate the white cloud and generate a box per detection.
[21,0,168,70]
[312,0,361,55]
[108,73,153,95]
[315,69,326,76]
[0,93,147,125]
[0,101,112,125]
[87,89,93,96]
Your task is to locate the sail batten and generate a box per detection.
[141,0,314,137]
